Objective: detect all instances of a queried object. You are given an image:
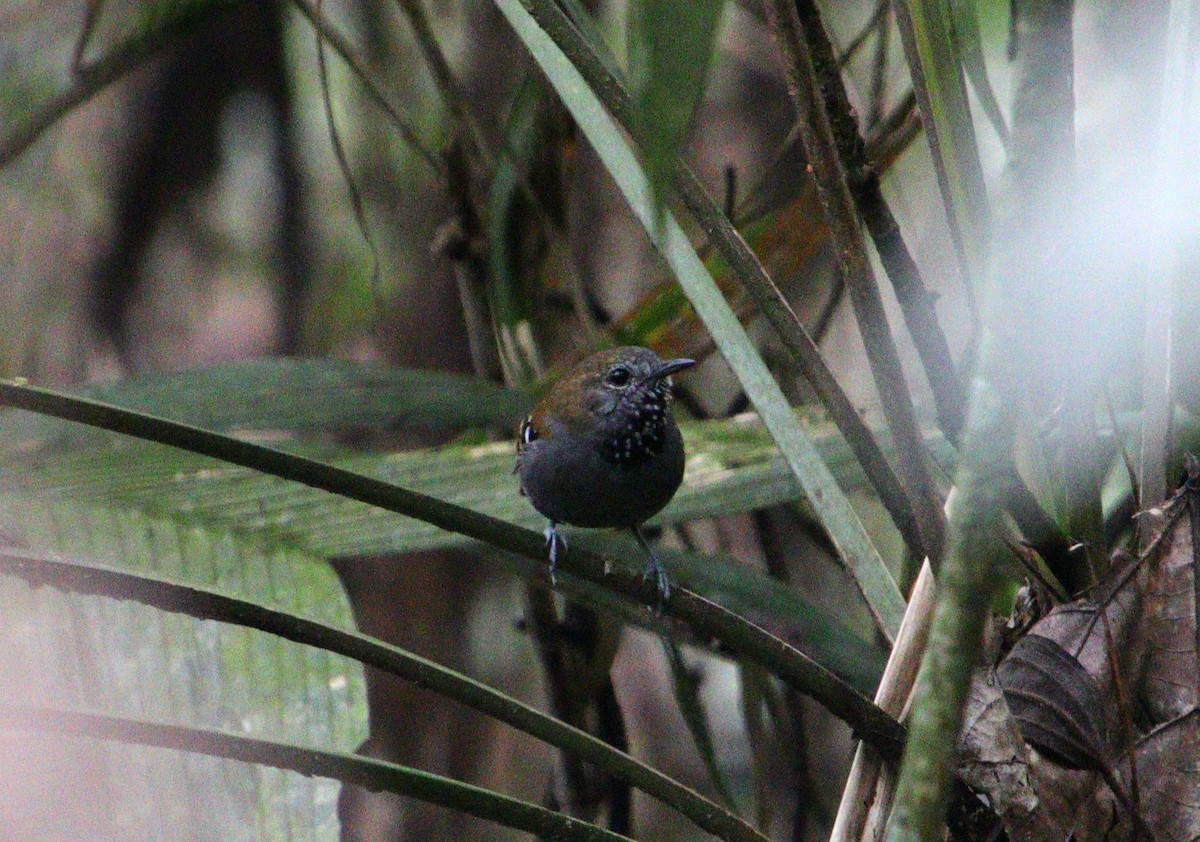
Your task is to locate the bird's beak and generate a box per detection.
[648,358,696,382]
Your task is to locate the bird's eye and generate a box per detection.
[606,366,631,387]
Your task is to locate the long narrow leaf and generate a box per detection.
[0,498,365,837]
[950,0,1009,147]
[626,0,726,222]
[892,0,991,284]
[4,358,526,446]
[1,387,899,691]
[0,703,635,842]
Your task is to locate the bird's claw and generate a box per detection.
[631,527,671,609]
[644,552,671,607]
[544,523,567,585]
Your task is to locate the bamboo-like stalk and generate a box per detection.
[886,0,1080,835]
[831,561,936,842]
[883,380,1011,841]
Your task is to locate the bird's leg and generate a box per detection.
[632,526,670,604]
[544,520,567,584]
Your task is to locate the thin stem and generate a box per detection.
[867,5,892,128]
[71,0,105,74]
[525,586,599,819]
[2,2,238,169]
[677,168,927,560]
[839,0,891,70]
[314,0,384,337]
[796,0,967,442]
[890,0,992,289]
[393,0,495,169]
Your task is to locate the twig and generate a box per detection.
[393,0,495,170]
[839,0,891,70]
[866,4,892,129]
[71,0,105,74]
[792,0,967,445]
[1,3,236,168]
[525,588,597,819]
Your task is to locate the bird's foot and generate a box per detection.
[631,527,671,606]
[544,522,567,585]
[644,552,671,606]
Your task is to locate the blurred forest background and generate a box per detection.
[1,0,1198,840]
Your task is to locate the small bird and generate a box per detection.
[516,346,695,601]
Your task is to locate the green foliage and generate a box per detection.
[0,494,365,839]
[626,0,727,226]
[892,0,992,281]
[0,0,1092,834]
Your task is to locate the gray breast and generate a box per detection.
[518,420,685,529]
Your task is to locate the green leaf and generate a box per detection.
[0,703,635,842]
[0,550,769,842]
[0,495,366,839]
[496,0,907,640]
[0,379,906,755]
[949,0,1009,147]
[892,0,992,283]
[0,406,897,693]
[0,358,528,459]
[626,0,726,226]
[487,77,550,384]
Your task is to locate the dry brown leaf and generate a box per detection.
[997,633,1109,771]
[959,477,1200,840]
[958,672,1091,840]
[1139,497,1199,719]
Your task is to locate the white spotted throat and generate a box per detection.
[515,347,695,601]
